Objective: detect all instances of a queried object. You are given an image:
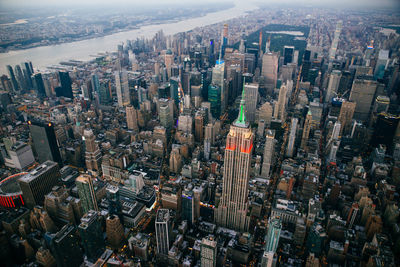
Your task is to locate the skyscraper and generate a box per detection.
[126,105,139,131]
[159,98,173,129]
[164,50,173,79]
[48,224,83,267]
[18,160,60,209]
[261,130,275,178]
[338,101,356,135]
[300,111,312,149]
[208,84,221,119]
[28,120,62,164]
[265,216,282,253]
[32,73,46,97]
[6,65,19,92]
[274,85,287,121]
[325,70,341,103]
[156,209,170,255]
[244,83,259,123]
[262,52,279,91]
[201,236,217,267]
[286,118,298,157]
[58,71,73,98]
[349,78,377,122]
[215,88,254,232]
[83,129,102,174]
[115,70,130,107]
[106,215,125,249]
[78,210,105,261]
[283,46,295,65]
[76,174,98,214]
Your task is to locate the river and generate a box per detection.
[0,1,257,75]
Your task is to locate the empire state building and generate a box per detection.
[215,85,254,232]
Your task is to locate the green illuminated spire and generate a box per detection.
[236,80,246,125]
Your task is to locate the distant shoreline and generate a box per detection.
[0,6,231,54]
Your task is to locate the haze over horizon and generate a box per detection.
[0,0,399,9]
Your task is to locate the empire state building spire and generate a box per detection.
[235,80,247,127]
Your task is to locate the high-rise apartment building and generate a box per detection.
[28,120,62,164]
[215,89,254,232]
[18,160,60,209]
[76,174,98,214]
[84,129,102,174]
[156,209,170,255]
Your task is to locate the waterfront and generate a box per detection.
[0,1,257,75]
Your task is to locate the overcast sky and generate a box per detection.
[0,0,399,9]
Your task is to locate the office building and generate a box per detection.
[262,52,279,91]
[169,147,182,174]
[349,78,377,122]
[115,70,130,107]
[261,130,275,178]
[78,211,105,261]
[300,111,312,149]
[215,89,254,232]
[126,105,139,131]
[7,65,19,92]
[286,118,298,157]
[57,71,73,98]
[106,214,125,249]
[76,174,98,214]
[165,50,173,79]
[28,120,62,164]
[374,49,389,79]
[201,235,217,267]
[244,83,259,123]
[265,217,282,253]
[338,101,356,135]
[274,85,287,121]
[156,209,171,255]
[18,161,60,209]
[208,84,221,118]
[84,129,102,174]
[325,70,341,103]
[48,224,83,267]
[5,141,35,170]
[283,46,295,65]
[159,98,174,130]
[178,114,192,133]
[33,73,46,97]
[181,189,195,224]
